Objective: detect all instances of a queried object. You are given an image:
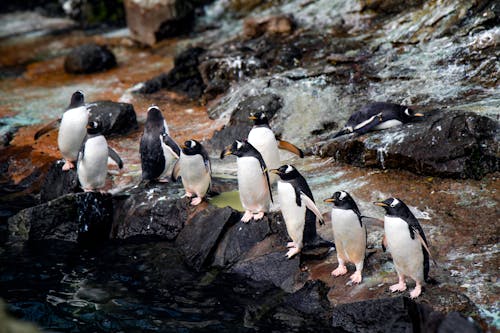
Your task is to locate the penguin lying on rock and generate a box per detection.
[333,102,423,138]
[172,139,211,206]
[77,121,123,192]
[140,106,180,182]
[221,140,273,222]
[248,111,303,183]
[34,90,89,171]
[324,191,367,284]
[271,164,327,259]
[375,197,433,298]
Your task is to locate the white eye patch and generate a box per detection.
[390,198,400,207]
[339,191,347,200]
[236,141,243,150]
[190,140,196,147]
[404,108,410,116]
[285,165,293,173]
[260,113,265,119]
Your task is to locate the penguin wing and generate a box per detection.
[256,153,273,203]
[277,140,304,158]
[161,134,180,158]
[34,118,61,140]
[352,112,384,135]
[108,147,124,169]
[300,192,324,225]
[171,159,181,181]
[200,145,211,174]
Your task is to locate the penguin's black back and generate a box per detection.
[346,102,408,127]
[140,121,166,181]
[288,172,318,244]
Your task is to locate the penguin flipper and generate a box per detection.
[108,147,124,169]
[413,227,436,265]
[352,113,383,135]
[162,134,180,158]
[278,140,304,158]
[34,118,61,140]
[300,192,324,225]
[381,234,387,252]
[171,160,180,182]
[332,128,351,138]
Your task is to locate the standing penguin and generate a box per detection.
[140,106,180,182]
[172,139,211,206]
[333,102,424,138]
[77,121,123,192]
[34,90,89,171]
[374,197,431,298]
[221,140,273,222]
[271,165,325,259]
[324,191,366,284]
[247,111,303,183]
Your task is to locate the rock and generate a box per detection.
[0,125,18,148]
[39,160,81,203]
[124,0,195,46]
[88,100,138,136]
[111,182,187,241]
[64,43,117,74]
[437,311,481,333]
[61,0,126,26]
[136,47,206,100]
[283,280,332,316]
[207,93,283,152]
[315,110,499,179]
[243,14,296,39]
[175,206,240,271]
[8,192,113,244]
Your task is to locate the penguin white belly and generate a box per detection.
[248,127,280,183]
[374,119,402,130]
[331,208,366,263]
[58,106,88,161]
[237,157,270,212]
[77,136,108,190]
[384,216,424,282]
[277,181,306,247]
[179,153,210,197]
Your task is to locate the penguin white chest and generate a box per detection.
[277,181,306,245]
[179,153,210,196]
[384,216,424,281]
[237,157,270,212]
[374,119,402,130]
[58,106,88,161]
[248,127,280,181]
[77,136,108,190]
[331,208,366,263]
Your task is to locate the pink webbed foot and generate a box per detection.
[253,212,264,220]
[241,210,253,223]
[389,281,407,293]
[182,192,193,198]
[410,283,422,298]
[287,242,297,248]
[62,160,75,171]
[331,264,348,277]
[190,197,203,206]
[286,246,301,259]
[349,271,363,284]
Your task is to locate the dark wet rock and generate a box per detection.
[175,206,240,271]
[124,0,195,45]
[136,47,206,100]
[207,93,283,151]
[64,43,117,74]
[8,192,113,244]
[437,311,482,333]
[111,182,187,241]
[315,110,499,179]
[88,100,138,136]
[360,0,425,13]
[0,126,18,147]
[283,280,332,316]
[39,160,81,203]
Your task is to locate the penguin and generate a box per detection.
[324,191,366,284]
[247,111,303,183]
[221,140,273,222]
[77,121,123,192]
[333,102,424,138]
[140,106,180,182]
[172,139,211,206]
[271,164,325,259]
[34,90,89,171]
[374,197,431,298]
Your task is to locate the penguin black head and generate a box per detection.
[86,121,103,135]
[248,111,270,126]
[400,107,424,123]
[69,90,85,108]
[182,139,203,155]
[220,140,255,159]
[374,197,413,219]
[324,191,359,211]
[270,164,300,180]
[146,106,164,123]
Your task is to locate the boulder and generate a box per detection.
[124,0,195,46]
[88,100,138,136]
[111,182,187,241]
[243,14,296,39]
[8,192,113,244]
[314,110,499,179]
[175,206,240,271]
[64,43,117,74]
[39,160,81,203]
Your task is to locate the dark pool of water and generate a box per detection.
[0,240,301,332]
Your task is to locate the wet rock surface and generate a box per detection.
[39,160,81,203]
[88,100,139,136]
[64,43,117,74]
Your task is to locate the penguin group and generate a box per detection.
[35,91,432,298]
